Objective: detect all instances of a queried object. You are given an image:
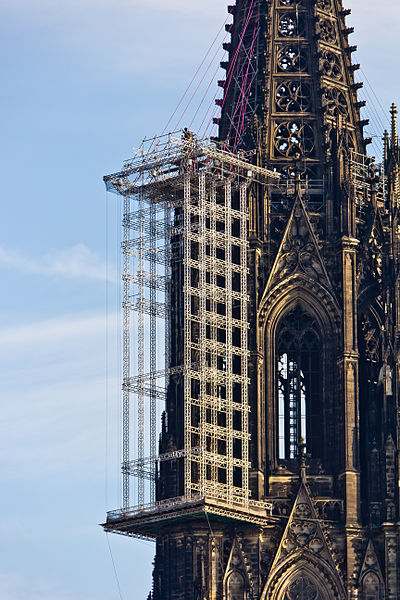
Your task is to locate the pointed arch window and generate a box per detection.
[361,573,381,600]
[227,571,245,600]
[277,306,322,460]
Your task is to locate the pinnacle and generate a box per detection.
[390,102,398,149]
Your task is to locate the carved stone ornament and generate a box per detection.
[369,225,384,284]
[262,484,346,600]
[320,50,343,81]
[318,19,337,44]
[224,537,253,599]
[322,87,349,118]
[317,0,333,12]
[271,485,337,566]
[361,313,380,363]
[266,196,332,290]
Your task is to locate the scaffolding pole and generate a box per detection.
[122,195,131,509]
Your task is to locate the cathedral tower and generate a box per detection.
[103,1,400,598]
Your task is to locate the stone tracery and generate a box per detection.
[274,122,315,157]
[284,577,322,600]
[276,82,312,113]
[278,13,305,38]
[320,50,343,80]
[277,46,308,72]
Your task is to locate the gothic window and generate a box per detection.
[276,81,312,112]
[274,122,315,157]
[277,46,308,72]
[278,13,305,38]
[361,572,381,600]
[227,571,245,600]
[277,307,322,460]
[283,577,323,600]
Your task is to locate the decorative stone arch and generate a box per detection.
[258,274,341,471]
[223,537,252,600]
[224,568,248,600]
[359,569,384,600]
[261,555,345,600]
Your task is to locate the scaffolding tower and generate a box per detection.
[104,133,279,513]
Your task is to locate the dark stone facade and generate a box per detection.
[105,1,400,598]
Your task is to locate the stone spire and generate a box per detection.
[218,0,368,175]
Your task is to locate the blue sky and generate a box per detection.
[0,1,398,599]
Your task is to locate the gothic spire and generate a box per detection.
[218,0,368,176]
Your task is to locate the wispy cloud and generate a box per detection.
[0,243,114,282]
[0,311,112,348]
[0,312,120,475]
[0,571,87,600]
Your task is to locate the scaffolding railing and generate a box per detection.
[349,150,389,218]
[105,132,279,511]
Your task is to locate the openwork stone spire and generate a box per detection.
[218,0,368,174]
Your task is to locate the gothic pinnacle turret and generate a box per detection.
[390,102,398,150]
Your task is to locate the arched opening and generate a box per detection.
[261,556,345,600]
[276,305,322,461]
[281,576,324,600]
[227,571,246,600]
[358,307,384,524]
[360,572,381,600]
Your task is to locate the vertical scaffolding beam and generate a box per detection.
[184,171,192,501]
[149,201,157,503]
[225,180,234,503]
[164,202,172,500]
[181,166,250,505]
[137,195,145,507]
[210,181,218,487]
[122,195,131,509]
[240,182,249,506]
[199,171,207,498]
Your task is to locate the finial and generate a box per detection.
[390,103,398,149]
[383,129,390,163]
[298,438,307,483]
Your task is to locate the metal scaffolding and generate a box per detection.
[105,132,279,511]
[350,150,388,218]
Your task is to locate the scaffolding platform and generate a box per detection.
[103,495,276,542]
[104,132,280,522]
